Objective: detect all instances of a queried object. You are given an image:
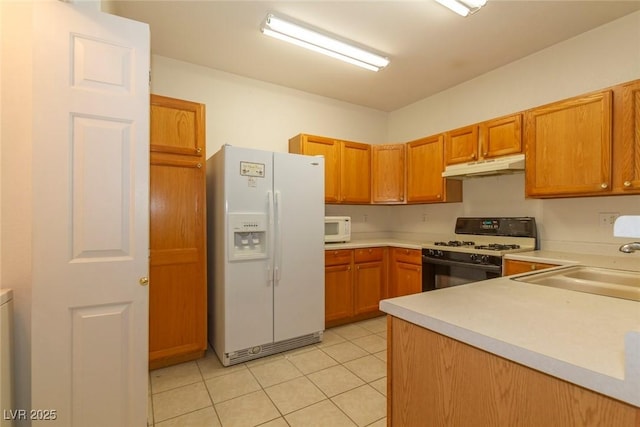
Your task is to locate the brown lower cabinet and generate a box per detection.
[388,247,422,297]
[325,246,424,328]
[388,316,639,427]
[325,249,355,325]
[325,247,387,328]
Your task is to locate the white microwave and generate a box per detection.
[324,216,351,243]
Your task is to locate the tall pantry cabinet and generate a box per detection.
[149,95,207,369]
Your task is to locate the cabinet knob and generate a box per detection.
[471,154,477,160]
[531,264,536,270]
[333,251,339,255]
[196,147,202,154]
[600,182,608,189]
[196,163,202,169]
[623,180,632,187]
[483,152,488,156]
[436,194,441,199]
[139,277,149,286]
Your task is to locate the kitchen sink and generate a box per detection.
[512,265,640,302]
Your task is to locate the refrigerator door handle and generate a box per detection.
[274,190,283,283]
[267,190,275,285]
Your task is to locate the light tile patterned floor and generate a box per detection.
[148,317,388,427]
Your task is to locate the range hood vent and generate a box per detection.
[442,154,525,179]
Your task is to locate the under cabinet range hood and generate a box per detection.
[442,154,525,179]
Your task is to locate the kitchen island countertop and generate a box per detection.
[379,272,640,407]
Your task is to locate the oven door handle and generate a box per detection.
[422,256,502,274]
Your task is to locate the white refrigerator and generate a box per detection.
[206,145,325,366]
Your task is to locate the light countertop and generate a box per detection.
[380,272,640,407]
[325,238,423,250]
[505,250,640,272]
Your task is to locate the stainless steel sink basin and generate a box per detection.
[512,266,640,302]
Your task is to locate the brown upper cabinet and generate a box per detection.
[524,90,613,198]
[480,114,523,159]
[150,94,205,157]
[407,135,462,203]
[341,141,371,203]
[371,144,406,204]
[612,80,640,194]
[445,125,479,165]
[289,134,371,204]
[445,114,522,166]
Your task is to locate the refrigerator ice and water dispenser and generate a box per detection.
[228,213,268,261]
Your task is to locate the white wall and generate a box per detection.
[150,55,389,158]
[383,11,640,255]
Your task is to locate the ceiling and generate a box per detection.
[107,1,640,112]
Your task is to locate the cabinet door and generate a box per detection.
[149,157,207,368]
[525,91,613,197]
[613,80,640,194]
[372,144,406,204]
[151,94,205,157]
[341,141,371,203]
[354,261,385,315]
[445,125,478,165]
[407,135,461,203]
[325,263,354,323]
[479,114,522,159]
[503,260,559,276]
[390,261,422,298]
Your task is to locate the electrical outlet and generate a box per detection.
[599,212,619,228]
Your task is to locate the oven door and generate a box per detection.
[422,256,501,291]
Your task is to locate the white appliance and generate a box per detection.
[442,153,525,179]
[324,216,351,243]
[207,145,325,366]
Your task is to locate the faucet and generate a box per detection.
[619,242,640,253]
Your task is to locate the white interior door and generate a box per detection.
[31,2,149,426]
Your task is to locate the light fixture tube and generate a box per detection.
[435,0,487,17]
[261,14,389,72]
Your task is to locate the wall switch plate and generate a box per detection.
[599,212,620,228]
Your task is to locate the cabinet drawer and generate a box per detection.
[390,247,421,264]
[354,247,384,263]
[503,259,559,276]
[325,249,354,266]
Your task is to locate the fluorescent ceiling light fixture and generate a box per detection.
[435,0,487,17]
[260,13,390,72]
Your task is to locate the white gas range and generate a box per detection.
[422,217,537,290]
